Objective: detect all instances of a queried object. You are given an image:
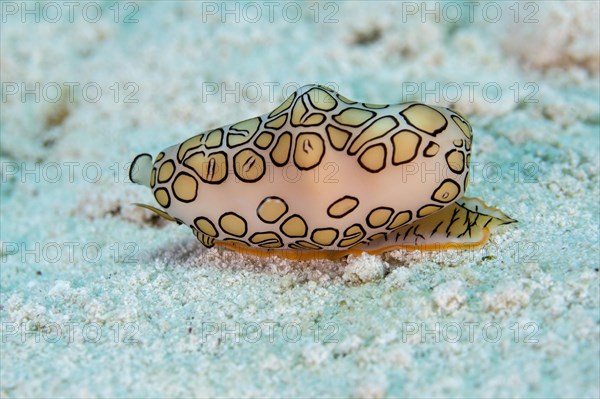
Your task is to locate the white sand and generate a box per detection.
[1,1,598,397]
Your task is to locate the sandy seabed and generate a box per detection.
[1,1,599,397]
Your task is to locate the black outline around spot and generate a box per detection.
[310,228,339,246]
[358,143,387,173]
[347,115,399,155]
[366,207,394,229]
[153,187,171,208]
[205,128,224,149]
[445,150,465,174]
[177,134,204,162]
[157,159,176,183]
[386,210,412,230]
[326,124,352,151]
[254,131,275,149]
[289,96,310,128]
[183,151,229,185]
[219,212,248,238]
[417,204,443,218]
[400,104,448,136]
[150,167,156,188]
[422,141,440,158]
[171,171,198,203]
[292,240,322,250]
[332,107,376,127]
[269,92,296,118]
[336,93,357,105]
[269,131,292,166]
[391,130,422,165]
[338,223,366,248]
[431,179,461,204]
[129,153,152,184]
[293,133,326,171]
[280,214,308,238]
[265,113,288,130]
[194,216,219,238]
[305,87,338,112]
[362,103,390,109]
[451,114,472,139]
[227,117,262,148]
[256,196,289,224]
[327,195,359,218]
[249,231,284,248]
[233,148,266,183]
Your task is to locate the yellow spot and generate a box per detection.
[228,117,261,147]
[348,116,398,154]
[265,114,287,129]
[367,207,393,228]
[294,240,321,249]
[387,211,411,229]
[154,188,170,208]
[172,173,197,202]
[302,113,325,126]
[155,152,165,162]
[401,104,447,135]
[177,134,203,162]
[150,168,156,188]
[291,98,308,125]
[424,142,440,157]
[311,228,338,246]
[184,151,228,184]
[270,132,292,165]
[307,88,337,111]
[333,107,375,127]
[281,215,308,237]
[358,143,386,173]
[294,133,325,170]
[432,179,460,203]
[269,92,296,118]
[157,160,175,183]
[249,232,283,248]
[234,149,265,182]
[453,139,463,147]
[451,115,472,140]
[337,93,356,105]
[363,103,388,109]
[391,130,421,165]
[446,150,465,174]
[205,129,223,148]
[255,132,274,149]
[326,125,352,150]
[257,197,288,223]
[328,196,359,218]
[417,204,442,217]
[195,217,218,237]
[338,224,365,247]
[219,213,247,237]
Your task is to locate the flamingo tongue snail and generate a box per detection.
[129,84,516,260]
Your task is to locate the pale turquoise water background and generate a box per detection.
[1,1,598,397]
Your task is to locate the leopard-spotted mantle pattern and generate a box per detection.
[130,84,515,260]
